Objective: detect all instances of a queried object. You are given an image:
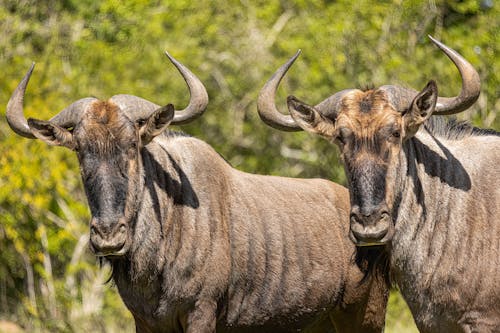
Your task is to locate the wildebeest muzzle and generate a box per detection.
[349,203,394,246]
[89,217,128,256]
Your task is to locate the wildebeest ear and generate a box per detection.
[403,80,438,138]
[27,118,75,149]
[287,96,335,137]
[139,104,175,145]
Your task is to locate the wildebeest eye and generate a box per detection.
[382,125,401,142]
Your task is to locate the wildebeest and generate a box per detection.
[258,36,500,332]
[6,54,389,332]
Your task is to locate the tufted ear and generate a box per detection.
[28,118,75,149]
[403,81,438,139]
[287,96,336,137]
[138,104,175,145]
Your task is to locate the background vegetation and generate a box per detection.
[0,0,498,332]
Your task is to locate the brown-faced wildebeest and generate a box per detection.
[6,54,389,332]
[258,36,500,333]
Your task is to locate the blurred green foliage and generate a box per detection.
[0,0,498,332]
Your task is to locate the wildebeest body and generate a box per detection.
[257,37,500,332]
[111,132,387,332]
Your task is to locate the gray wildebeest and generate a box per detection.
[6,53,389,332]
[258,36,500,333]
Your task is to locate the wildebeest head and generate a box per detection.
[258,36,480,246]
[6,53,208,257]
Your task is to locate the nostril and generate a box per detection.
[350,210,373,222]
[90,226,97,234]
[119,224,127,233]
[350,213,360,224]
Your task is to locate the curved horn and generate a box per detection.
[380,37,480,115]
[49,97,98,127]
[257,50,303,132]
[109,95,159,121]
[166,51,208,124]
[6,63,36,138]
[428,35,481,115]
[6,63,95,139]
[111,52,208,125]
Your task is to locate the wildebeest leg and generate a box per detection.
[185,299,217,333]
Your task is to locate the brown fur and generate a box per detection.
[338,90,401,140]
[287,86,500,332]
[77,100,136,155]
[113,132,389,333]
[28,101,390,333]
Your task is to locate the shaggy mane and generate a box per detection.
[159,129,233,166]
[160,129,191,138]
[424,116,499,141]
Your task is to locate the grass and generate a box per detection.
[385,290,419,333]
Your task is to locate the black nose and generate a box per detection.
[349,204,393,245]
[89,218,127,256]
[350,204,390,226]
